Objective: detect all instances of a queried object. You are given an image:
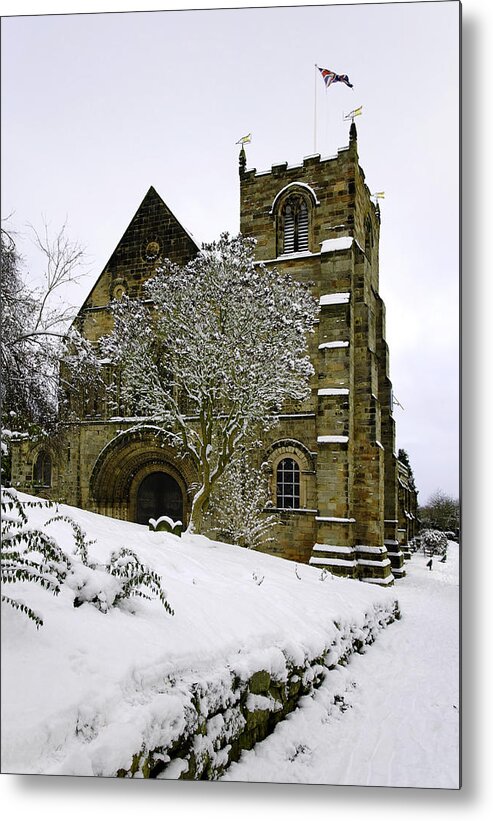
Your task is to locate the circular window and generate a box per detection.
[111,277,127,300]
[144,240,161,261]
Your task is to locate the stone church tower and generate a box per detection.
[11,125,412,584]
[239,123,404,583]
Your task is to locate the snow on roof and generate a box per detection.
[278,250,314,260]
[375,441,385,450]
[318,388,349,396]
[318,341,349,349]
[258,250,320,265]
[319,293,351,306]
[317,435,349,444]
[320,236,353,253]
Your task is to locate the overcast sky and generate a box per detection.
[1,1,460,504]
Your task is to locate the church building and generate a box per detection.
[11,124,417,584]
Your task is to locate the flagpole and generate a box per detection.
[314,64,318,154]
[325,84,329,154]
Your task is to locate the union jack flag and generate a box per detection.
[317,66,353,89]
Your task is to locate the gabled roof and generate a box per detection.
[79,186,199,313]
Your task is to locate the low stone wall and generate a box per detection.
[117,599,401,780]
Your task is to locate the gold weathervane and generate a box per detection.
[236,133,252,145]
[343,106,363,123]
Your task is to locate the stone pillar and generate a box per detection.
[350,251,392,585]
[311,244,356,578]
[375,296,405,578]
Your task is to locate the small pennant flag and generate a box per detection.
[236,133,252,145]
[344,105,363,121]
[317,66,353,89]
[372,192,385,200]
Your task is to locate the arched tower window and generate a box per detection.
[33,451,52,487]
[281,196,309,254]
[276,457,300,508]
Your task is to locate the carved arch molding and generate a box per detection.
[89,427,198,522]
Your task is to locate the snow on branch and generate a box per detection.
[100,233,319,533]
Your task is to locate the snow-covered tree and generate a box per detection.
[1,222,101,481]
[413,528,448,556]
[1,225,58,431]
[101,233,318,532]
[204,451,279,549]
[419,489,459,535]
[397,448,417,492]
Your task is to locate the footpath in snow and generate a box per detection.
[222,543,460,789]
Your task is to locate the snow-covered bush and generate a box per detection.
[1,489,173,626]
[1,490,69,627]
[204,453,279,549]
[416,529,448,556]
[103,547,174,615]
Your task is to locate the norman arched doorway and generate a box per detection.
[136,471,184,525]
[89,427,197,524]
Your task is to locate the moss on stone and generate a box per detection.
[248,669,271,694]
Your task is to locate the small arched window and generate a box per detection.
[282,196,309,254]
[276,458,300,508]
[33,451,52,487]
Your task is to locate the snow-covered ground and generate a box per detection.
[1,492,397,779]
[1,493,459,789]
[223,543,460,788]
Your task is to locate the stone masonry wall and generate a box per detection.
[113,598,400,779]
[239,126,396,582]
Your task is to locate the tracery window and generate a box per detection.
[276,457,300,509]
[282,196,309,254]
[33,450,52,487]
